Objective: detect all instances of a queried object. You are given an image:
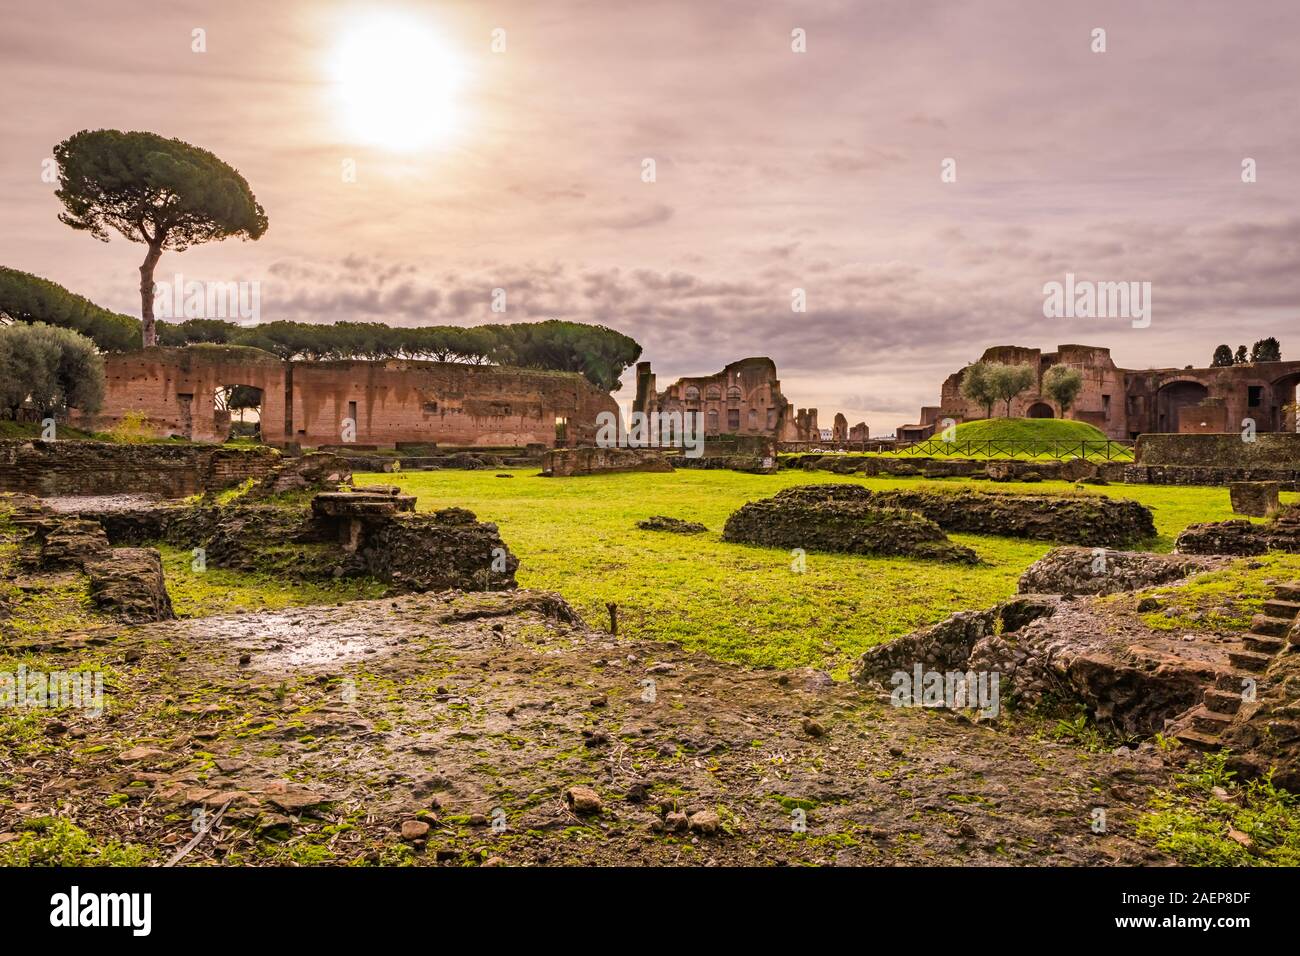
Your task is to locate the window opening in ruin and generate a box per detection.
[215,384,263,442]
[1248,385,1263,408]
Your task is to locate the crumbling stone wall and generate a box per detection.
[75,492,518,594]
[865,487,1155,547]
[1136,433,1300,468]
[4,495,174,623]
[721,485,978,563]
[904,343,1300,440]
[541,447,673,476]
[0,440,280,498]
[633,357,818,443]
[1176,505,1300,555]
[1018,546,1222,596]
[81,346,616,449]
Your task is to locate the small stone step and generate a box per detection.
[1190,706,1235,734]
[1214,670,1258,693]
[1229,649,1273,672]
[1250,614,1292,637]
[1262,599,1300,620]
[1243,633,1286,654]
[1274,583,1300,603]
[1174,729,1222,752]
[1203,688,1244,714]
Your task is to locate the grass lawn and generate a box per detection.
[858,416,1134,461]
[943,417,1108,442]
[356,468,1286,676]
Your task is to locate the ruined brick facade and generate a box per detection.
[81,347,618,449]
[633,357,819,442]
[903,344,1300,440]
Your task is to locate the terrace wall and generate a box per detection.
[0,440,279,498]
[80,347,617,450]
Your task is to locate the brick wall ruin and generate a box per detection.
[633,357,819,443]
[79,347,618,450]
[903,344,1300,440]
[0,440,280,498]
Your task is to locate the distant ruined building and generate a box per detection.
[633,357,820,443]
[83,346,618,448]
[899,344,1300,441]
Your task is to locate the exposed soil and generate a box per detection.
[0,589,1177,866]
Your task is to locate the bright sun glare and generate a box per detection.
[332,13,463,152]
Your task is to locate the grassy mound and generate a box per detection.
[949,418,1108,443]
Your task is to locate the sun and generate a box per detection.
[331,13,464,152]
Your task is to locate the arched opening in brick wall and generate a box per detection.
[1272,372,1300,432]
[1156,380,1209,433]
[214,384,264,441]
[1026,401,1054,419]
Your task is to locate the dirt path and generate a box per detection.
[1,590,1174,865]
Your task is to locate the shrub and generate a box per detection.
[105,409,157,443]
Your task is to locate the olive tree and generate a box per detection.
[958,361,997,418]
[1042,365,1084,413]
[987,363,1037,417]
[0,323,105,419]
[53,130,267,348]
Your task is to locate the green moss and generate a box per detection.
[1130,553,1300,633]
[157,544,388,616]
[0,817,152,866]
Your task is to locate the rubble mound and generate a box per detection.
[2,494,175,623]
[75,490,519,594]
[721,485,978,563]
[637,515,707,534]
[85,548,174,622]
[1176,505,1300,555]
[865,487,1156,548]
[247,452,351,497]
[852,593,1216,735]
[542,447,674,477]
[1018,546,1223,596]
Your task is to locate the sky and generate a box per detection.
[2,0,1298,433]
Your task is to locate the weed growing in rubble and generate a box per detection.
[1137,753,1300,866]
[0,817,152,866]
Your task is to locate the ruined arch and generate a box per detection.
[1025,401,1054,419]
[1155,380,1209,433]
[214,383,264,441]
[1272,370,1300,432]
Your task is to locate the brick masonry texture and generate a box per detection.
[903,343,1300,441]
[0,440,279,498]
[78,346,618,449]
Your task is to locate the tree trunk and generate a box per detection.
[138,242,164,348]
